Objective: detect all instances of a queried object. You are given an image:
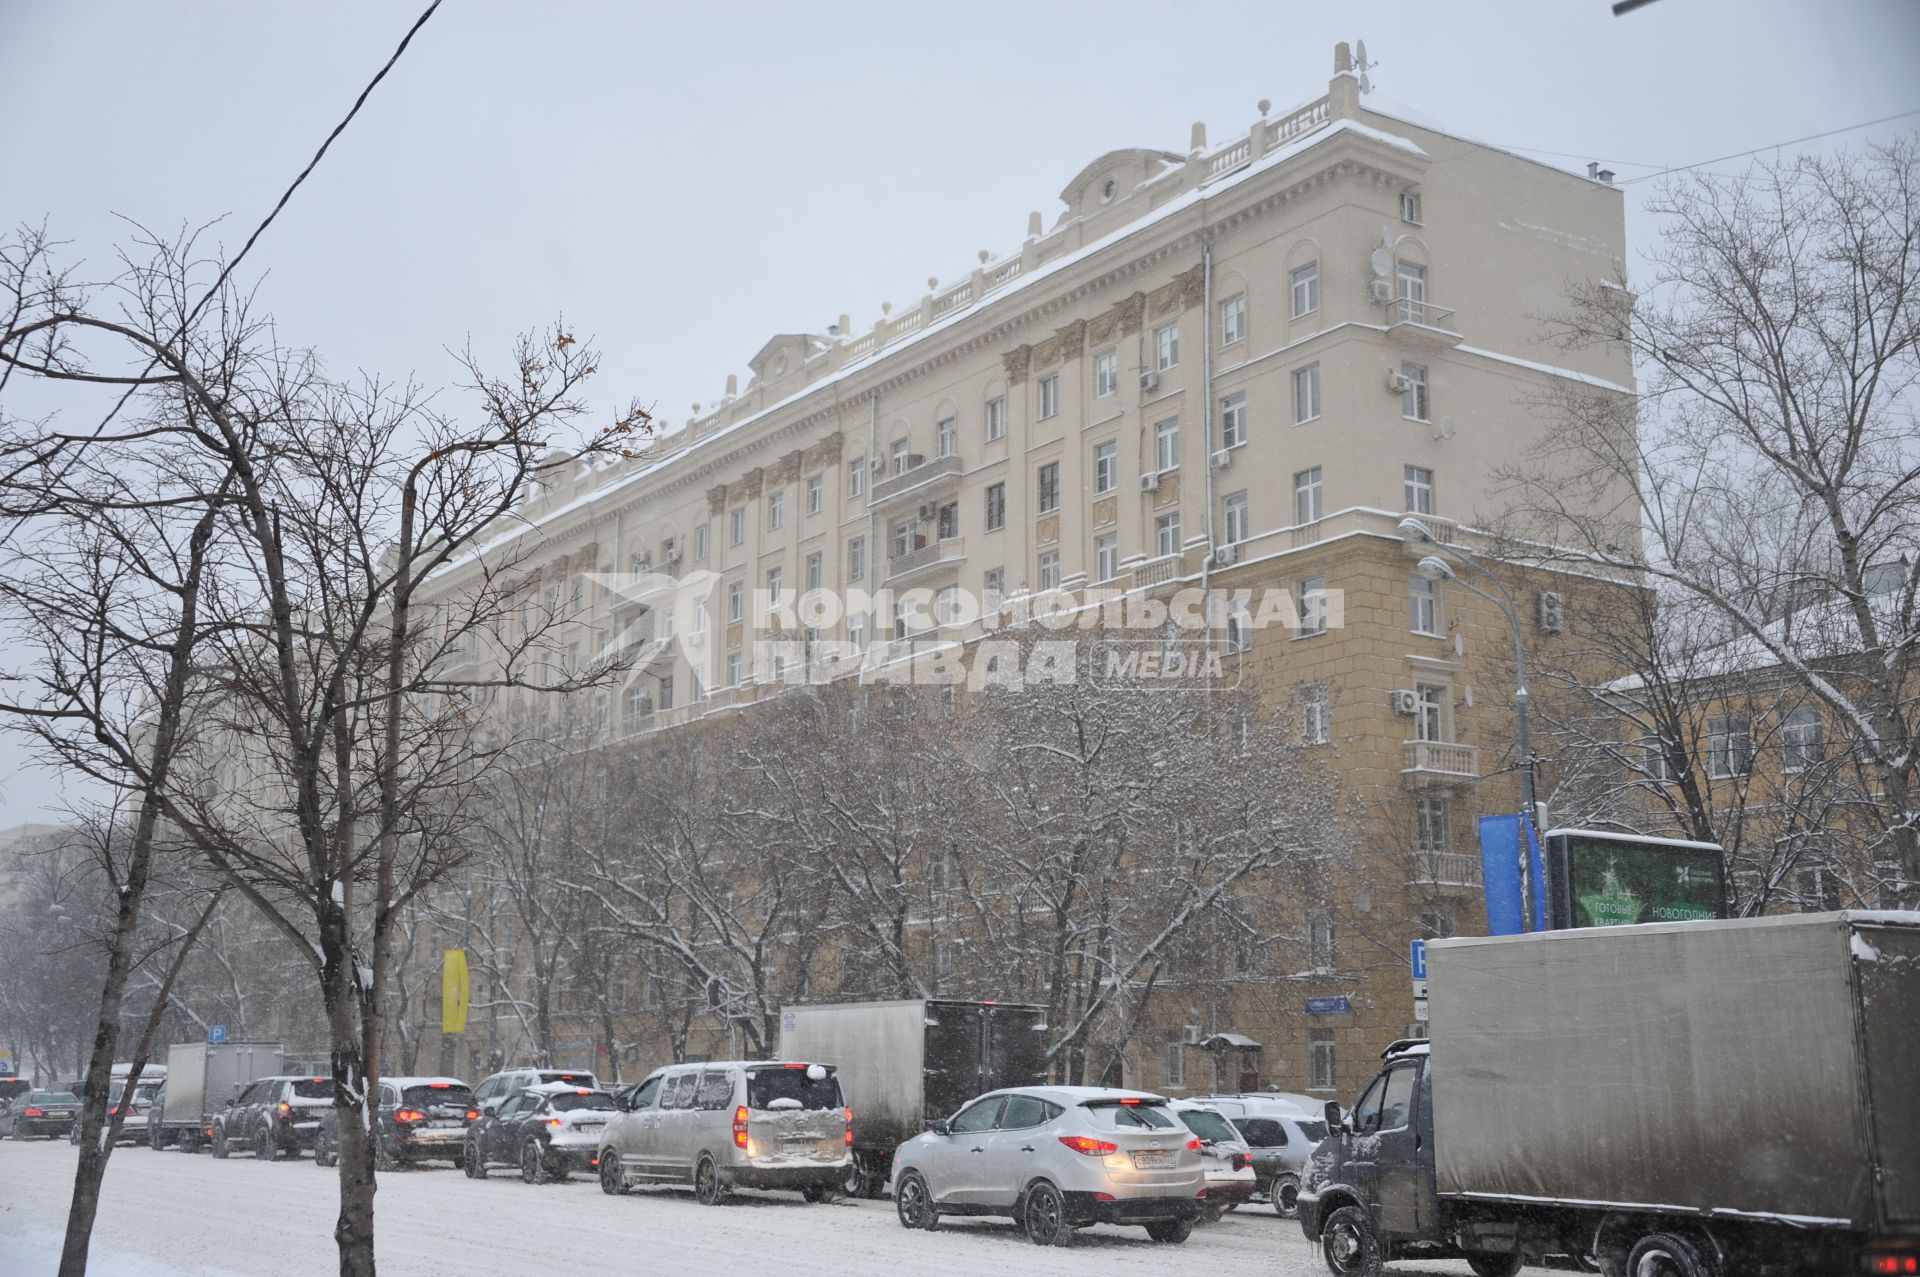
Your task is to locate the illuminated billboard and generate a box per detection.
[1544,829,1728,930]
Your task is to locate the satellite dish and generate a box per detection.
[1356,39,1368,65]
[1359,72,1372,94]
[1382,227,1395,249]
[1370,247,1393,277]
[1433,416,1457,441]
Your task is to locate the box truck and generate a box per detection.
[149,1040,285,1152]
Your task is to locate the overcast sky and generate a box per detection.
[2,0,1916,828]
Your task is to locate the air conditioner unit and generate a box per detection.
[1369,279,1395,304]
[917,502,939,521]
[1139,371,1161,393]
[1537,590,1566,634]
[1387,371,1415,394]
[1391,689,1420,715]
[1140,472,1160,493]
[1211,449,1233,470]
[1181,1024,1204,1046]
[1215,543,1239,566]
[664,546,682,567]
[871,458,884,474]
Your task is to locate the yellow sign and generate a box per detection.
[441,949,470,1035]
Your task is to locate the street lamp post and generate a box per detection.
[1400,518,1544,928]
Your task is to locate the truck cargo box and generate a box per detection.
[162,1041,284,1127]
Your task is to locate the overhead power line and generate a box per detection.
[1618,108,1920,184]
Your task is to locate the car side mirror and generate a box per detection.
[1324,1101,1345,1135]
[930,1119,951,1136]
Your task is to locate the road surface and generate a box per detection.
[0,1137,1557,1275]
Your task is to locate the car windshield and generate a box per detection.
[547,1091,615,1112]
[1177,1107,1239,1143]
[746,1068,842,1111]
[32,1091,78,1105]
[1233,1117,1287,1147]
[401,1083,474,1110]
[291,1080,333,1100]
[1086,1100,1177,1130]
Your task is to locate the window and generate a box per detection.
[1781,707,1822,772]
[1396,260,1426,304]
[1293,467,1323,525]
[805,551,822,592]
[1220,294,1246,346]
[1095,533,1118,582]
[982,568,1004,613]
[936,501,958,540]
[1309,1029,1336,1091]
[891,437,911,476]
[1155,417,1180,473]
[729,508,747,546]
[847,456,865,496]
[805,474,823,515]
[1155,322,1179,371]
[766,491,784,529]
[1223,491,1249,544]
[1404,465,1434,514]
[891,517,921,560]
[1415,793,1451,853]
[847,614,866,653]
[999,1095,1057,1130]
[985,397,1005,441]
[1037,462,1060,514]
[690,669,704,701]
[847,536,866,582]
[1156,512,1181,558]
[1400,190,1423,224]
[1164,1030,1187,1088]
[951,1097,1003,1134]
[657,675,674,712]
[1095,350,1118,398]
[694,1070,735,1111]
[1304,683,1331,744]
[1291,262,1320,318]
[937,586,961,627]
[693,599,708,635]
[1094,440,1117,493]
[1297,575,1328,635]
[1293,362,1322,424]
[1039,373,1060,420]
[725,650,742,687]
[692,523,709,562]
[1420,911,1457,939]
[726,580,744,624]
[1415,684,1447,742]
[1400,361,1429,421]
[1038,550,1060,591]
[1371,1065,1418,1133]
[1226,595,1253,653]
[985,482,1006,532]
[1709,714,1753,778]
[1220,391,1246,449]
[1410,574,1439,635]
[1641,735,1675,783]
[622,681,651,729]
[1308,911,1335,970]
[936,417,956,457]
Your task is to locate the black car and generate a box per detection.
[314,1076,475,1170]
[464,1083,617,1183]
[2,1089,80,1139]
[212,1075,334,1159]
[0,1077,33,1106]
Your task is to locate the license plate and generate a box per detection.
[576,1120,604,1130]
[1130,1149,1174,1169]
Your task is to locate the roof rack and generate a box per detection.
[1381,1036,1429,1059]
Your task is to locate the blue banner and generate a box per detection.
[1478,813,1548,934]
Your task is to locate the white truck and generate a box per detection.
[149,1040,285,1152]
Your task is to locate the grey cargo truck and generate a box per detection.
[150,1040,285,1152]
[778,998,1048,1197]
[1300,912,1919,1276]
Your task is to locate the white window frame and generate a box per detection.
[1400,362,1430,421]
[985,397,1005,441]
[726,580,744,624]
[1781,707,1822,773]
[1095,533,1119,582]
[1304,683,1331,745]
[1039,374,1060,420]
[766,491,784,530]
[1223,490,1249,545]
[1415,793,1451,854]
[1220,391,1247,449]
[1156,512,1181,558]
[805,551,822,593]
[1400,191,1423,225]
[1293,467,1323,525]
[936,417,957,457]
[805,474,823,515]
[729,507,747,547]
[847,614,866,653]
[891,437,911,476]
[725,650,742,687]
[1220,293,1246,346]
[847,456,865,496]
[847,536,865,583]
[1415,683,1447,742]
[985,482,1006,532]
[1154,417,1180,473]
[1038,550,1061,591]
[1094,440,1118,493]
[1403,465,1434,515]
[1308,911,1335,971]
[1309,1029,1336,1091]
[1094,350,1118,398]
[1396,260,1427,304]
[1037,462,1060,514]
[1709,714,1753,778]
[1291,262,1320,318]
[1298,575,1328,636]
[1155,322,1179,371]
[1293,362,1322,424]
[1226,596,1254,653]
[693,523,709,561]
[1410,573,1439,635]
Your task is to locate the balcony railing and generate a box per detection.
[886,535,965,583]
[1387,297,1459,333]
[871,453,962,505]
[1130,553,1183,591]
[1402,740,1480,784]
[1409,851,1482,888]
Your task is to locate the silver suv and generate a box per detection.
[471,1067,598,1115]
[596,1060,850,1204]
[889,1087,1206,1246]
[1188,1093,1327,1216]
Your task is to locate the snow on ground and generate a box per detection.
[0,1138,1555,1276]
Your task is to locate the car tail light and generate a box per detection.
[465,1109,480,1121]
[278,1102,290,1115]
[1231,1152,1251,1171]
[1091,1191,1115,1202]
[1058,1135,1118,1156]
[732,1105,749,1149]
[844,1106,854,1147]
[546,1118,563,1128]
[394,1109,425,1124]
[1118,1098,1142,1106]
[109,1107,119,1116]
[23,1108,42,1117]
[1196,1188,1209,1198]
[1868,1259,1920,1275]
[1185,1137,1202,1151]
[429,1083,450,1089]
[784,1062,806,1069]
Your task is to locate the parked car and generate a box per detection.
[2,1089,80,1139]
[465,1082,616,1183]
[69,1077,163,1146]
[471,1066,598,1116]
[0,1076,34,1106]
[211,1075,334,1160]
[314,1076,475,1170]
[1168,1099,1256,1220]
[1189,1093,1326,1216]
[889,1086,1207,1246]
[597,1060,851,1204]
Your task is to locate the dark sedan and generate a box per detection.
[2,1090,80,1139]
[315,1076,476,1170]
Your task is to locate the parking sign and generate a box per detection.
[1410,939,1428,981]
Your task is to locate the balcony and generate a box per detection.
[1129,553,1184,596]
[886,535,965,584]
[1386,297,1462,348]
[871,453,962,507]
[1402,739,1480,786]
[1408,851,1482,889]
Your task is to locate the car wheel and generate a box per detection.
[893,1170,937,1231]
[1626,1232,1716,1277]
[465,1139,487,1179]
[1466,1253,1526,1277]
[1202,1201,1227,1223]
[1022,1181,1070,1247]
[212,1127,229,1159]
[1145,1218,1193,1244]
[313,1132,330,1168]
[600,1151,627,1195]
[69,1123,81,1146]
[261,1126,284,1160]
[1272,1172,1302,1218]
[842,1157,868,1199]
[375,1138,398,1173]
[801,1183,836,1204]
[519,1140,544,1185]
[1321,1205,1385,1277]
[693,1154,727,1206]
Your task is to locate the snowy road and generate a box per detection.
[0,1139,1558,1276]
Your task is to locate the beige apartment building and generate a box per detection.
[420,44,1636,1098]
